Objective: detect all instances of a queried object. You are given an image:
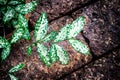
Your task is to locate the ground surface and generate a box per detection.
[0,0,120,80]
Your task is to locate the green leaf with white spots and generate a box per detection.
[0,36,10,48]
[49,44,57,63]
[22,28,30,40]
[12,20,19,28]
[0,36,11,61]
[10,28,24,44]
[17,14,30,40]
[54,24,70,42]
[69,39,90,55]
[43,31,57,42]
[54,44,69,64]
[26,45,32,56]
[34,12,48,41]
[0,0,8,5]
[18,14,28,28]
[9,63,25,73]
[1,44,11,61]
[9,74,18,80]
[15,1,37,14]
[3,7,15,23]
[37,43,51,66]
[67,16,85,39]
[8,0,24,5]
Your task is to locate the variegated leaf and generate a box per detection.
[18,14,28,28]
[22,28,30,40]
[9,63,25,73]
[69,39,90,55]
[67,16,85,38]
[49,44,57,63]
[0,36,10,48]
[34,12,48,41]
[43,31,57,42]
[3,7,15,23]
[37,43,51,66]
[1,44,11,61]
[9,74,18,80]
[18,14,30,40]
[8,0,24,5]
[54,44,69,64]
[15,1,37,14]
[54,24,70,42]
[10,28,24,44]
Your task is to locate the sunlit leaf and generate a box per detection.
[10,28,24,44]
[49,44,57,63]
[9,74,18,80]
[3,7,15,23]
[43,31,57,42]
[15,1,37,14]
[69,39,90,55]
[26,45,32,56]
[1,44,11,61]
[67,16,85,38]
[37,43,51,66]
[9,63,25,73]
[34,12,48,41]
[54,44,69,64]
[54,24,70,42]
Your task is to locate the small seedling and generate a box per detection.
[26,12,90,66]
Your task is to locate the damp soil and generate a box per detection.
[0,0,120,80]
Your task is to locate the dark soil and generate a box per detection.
[0,0,120,80]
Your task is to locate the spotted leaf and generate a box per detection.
[15,1,37,14]
[54,44,69,64]
[69,39,90,55]
[10,28,24,44]
[54,24,70,42]
[37,43,51,66]
[0,36,10,48]
[43,31,57,42]
[3,7,15,23]
[34,12,48,41]
[1,44,11,61]
[9,74,18,80]
[49,44,57,63]
[67,16,85,38]
[8,0,24,5]
[9,63,25,73]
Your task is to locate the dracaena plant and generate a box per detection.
[26,12,91,66]
[8,63,25,80]
[0,0,37,61]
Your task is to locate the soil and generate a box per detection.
[0,0,120,80]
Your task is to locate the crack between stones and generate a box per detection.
[35,0,99,23]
